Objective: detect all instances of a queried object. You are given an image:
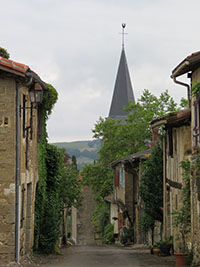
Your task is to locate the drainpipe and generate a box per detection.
[15,83,20,264]
[172,77,191,108]
[15,76,33,264]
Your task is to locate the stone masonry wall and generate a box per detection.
[0,80,39,262]
[0,78,16,261]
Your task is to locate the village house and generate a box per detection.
[151,109,191,252]
[106,148,164,246]
[170,51,200,265]
[0,53,46,263]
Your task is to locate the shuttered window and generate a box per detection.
[114,169,119,187]
[193,99,200,147]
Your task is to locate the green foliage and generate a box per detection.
[192,82,200,97]
[0,47,10,59]
[139,212,155,234]
[34,142,47,245]
[120,227,134,245]
[34,83,82,253]
[83,89,179,239]
[60,164,82,209]
[81,163,113,234]
[180,97,188,108]
[93,89,178,165]
[102,224,114,244]
[139,142,163,231]
[172,160,191,252]
[42,83,58,118]
[37,144,63,253]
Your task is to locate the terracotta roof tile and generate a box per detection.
[0,56,29,73]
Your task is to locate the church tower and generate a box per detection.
[108,24,135,121]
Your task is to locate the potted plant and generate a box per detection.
[172,161,191,266]
[157,236,173,256]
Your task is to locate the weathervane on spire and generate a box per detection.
[120,23,128,48]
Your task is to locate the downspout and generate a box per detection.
[15,76,33,264]
[15,83,20,265]
[172,77,191,108]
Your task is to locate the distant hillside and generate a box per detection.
[52,139,101,170]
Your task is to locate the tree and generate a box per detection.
[82,89,180,238]
[139,141,163,244]
[0,47,10,59]
[93,89,178,165]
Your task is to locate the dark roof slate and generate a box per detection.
[109,48,135,120]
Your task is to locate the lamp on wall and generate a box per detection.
[30,83,43,104]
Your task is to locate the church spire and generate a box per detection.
[108,24,135,121]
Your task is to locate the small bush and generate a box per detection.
[103,224,114,244]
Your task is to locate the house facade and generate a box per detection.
[151,109,191,252]
[108,149,161,245]
[170,51,200,265]
[0,56,46,263]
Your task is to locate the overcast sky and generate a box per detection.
[1,0,200,142]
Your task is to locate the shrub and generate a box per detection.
[103,224,114,244]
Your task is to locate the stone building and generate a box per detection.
[0,55,46,263]
[151,109,191,252]
[108,149,162,245]
[170,51,200,265]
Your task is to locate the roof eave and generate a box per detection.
[0,65,26,77]
[171,60,190,78]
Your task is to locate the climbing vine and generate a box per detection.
[172,160,191,252]
[34,84,82,253]
[139,141,163,242]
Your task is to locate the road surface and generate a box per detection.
[32,245,176,267]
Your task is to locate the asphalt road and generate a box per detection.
[33,245,176,267]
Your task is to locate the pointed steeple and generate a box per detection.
[108,41,135,121]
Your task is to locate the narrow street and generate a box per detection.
[31,245,176,267]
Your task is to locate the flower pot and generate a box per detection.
[152,246,160,256]
[160,244,171,256]
[174,253,188,266]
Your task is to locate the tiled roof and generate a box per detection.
[104,194,114,203]
[0,56,29,74]
[171,51,200,78]
[0,56,47,90]
[151,109,191,128]
[111,148,152,167]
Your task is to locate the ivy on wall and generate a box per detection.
[34,84,82,253]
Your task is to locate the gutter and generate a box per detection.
[172,77,191,108]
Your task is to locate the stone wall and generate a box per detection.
[164,124,191,251]
[0,78,16,261]
[0,79,39,262]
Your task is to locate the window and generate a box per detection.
[167,127,173,157]
[25,129,29,169]
[114,169,119,187]
[120,168,123,188]
[22,94,26,138]
[20,184,25,228]
[193,99,200,147]
[30,103,33,140]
